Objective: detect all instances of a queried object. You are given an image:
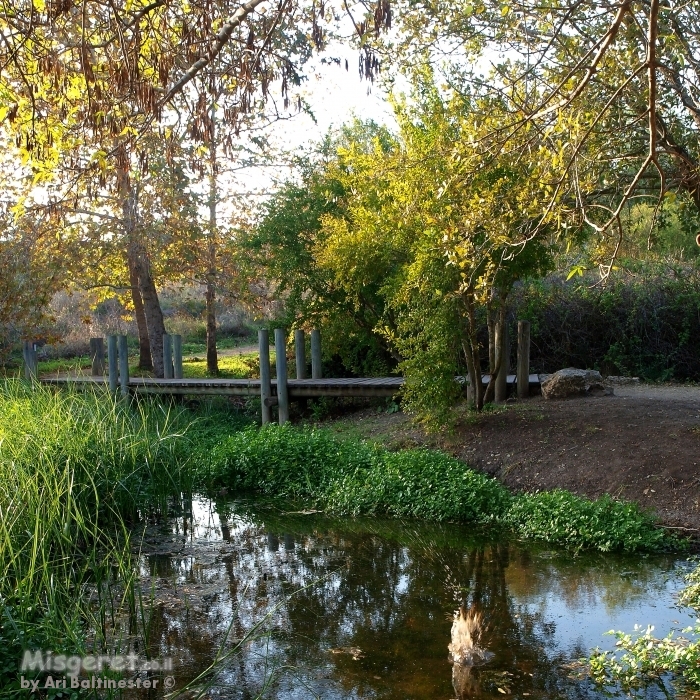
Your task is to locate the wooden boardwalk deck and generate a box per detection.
[40,373,540,398]
[41,376,405,397]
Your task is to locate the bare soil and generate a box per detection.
[325,385,700,533]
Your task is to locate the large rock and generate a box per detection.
[539,368,613,399]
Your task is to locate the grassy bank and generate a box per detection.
[0,380,207,696]
[202,424,674,553]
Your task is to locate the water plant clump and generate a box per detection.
[0,380,197,695]
[588,560,700,693]
[203,424,674,553]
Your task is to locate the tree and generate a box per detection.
[240,121,402,377]
[384,0,700,277]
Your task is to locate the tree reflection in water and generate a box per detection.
[128,500,687,700]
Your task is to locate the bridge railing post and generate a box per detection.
[517,320,531,399]
[163,333,173,379]
[118,335,129,397]
[310,329,322,380]
[294,329,306,379]
[23,341,38,381]
[259,329,272,425]
[274,328,289,425]
[495,321,509,403]
[173,334,183,379]
[107,335,118,391]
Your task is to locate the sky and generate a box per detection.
[218,42,402,211]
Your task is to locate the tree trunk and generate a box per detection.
[122,184,166,378]
[206,101,219,375]
[462,290,486,411]
[206,279,217,374]
[128,254,153,371]
[131,247,166,378]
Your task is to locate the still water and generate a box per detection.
[132,499,696,699]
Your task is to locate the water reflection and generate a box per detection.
[126,500,694,699]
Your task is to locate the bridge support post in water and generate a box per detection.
[90,338,105,376]
[163,334,173,379]
[495,321,509,403]
[118,335,129,397]
[310,329,322,379]
[294,329,306,379]
[275,328,289,425]
[22,341,38,381]
[517,320,531,400]
[259,329,272,425]
[173,334,183,379]
[107,335,118,391]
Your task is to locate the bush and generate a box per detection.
[510,269,700,380]
[505,490,668,552]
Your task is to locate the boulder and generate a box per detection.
[539,368,614,399]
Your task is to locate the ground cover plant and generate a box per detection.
[202,424,673,553]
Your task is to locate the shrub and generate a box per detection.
[511,270,700,380]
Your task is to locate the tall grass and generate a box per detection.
[0,380,194,695]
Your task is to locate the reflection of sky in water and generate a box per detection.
[130,498,697,699]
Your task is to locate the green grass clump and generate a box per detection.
[505,490,668,553]
[0,380,197,695]
[205,425,671,552]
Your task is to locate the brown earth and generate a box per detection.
[325,384,700,533]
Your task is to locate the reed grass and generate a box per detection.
[0,379,195,695]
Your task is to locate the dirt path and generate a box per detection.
[327,385,700,532]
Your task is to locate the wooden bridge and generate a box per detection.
[36,323,537,425]
[41,375,405,398]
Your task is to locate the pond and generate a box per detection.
[130,499,696,699]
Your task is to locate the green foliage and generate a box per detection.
[240,120,398,378]
[589,624,700,692]
[679,559,700,611]
[505,490,668,553]
[204,425,671,553]
[513,270,700,380]
[586,559,700,693]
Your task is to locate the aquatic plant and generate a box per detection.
[588,559,700,693]
[204,424,674,553]
[0,380,196,696]
[505,489,668,553]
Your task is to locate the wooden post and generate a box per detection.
[517,320,531,400]
[274,328,289,425]
[294,329,306,379]
[23,341,37,380]
[90,338,105,376]
[173,334,183,379]
[258,329,272,425]
[107,335,118,391]
[310,329,322,380]
[118,335,129,397]
[495,320,509,403]
[163,334,173,379]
